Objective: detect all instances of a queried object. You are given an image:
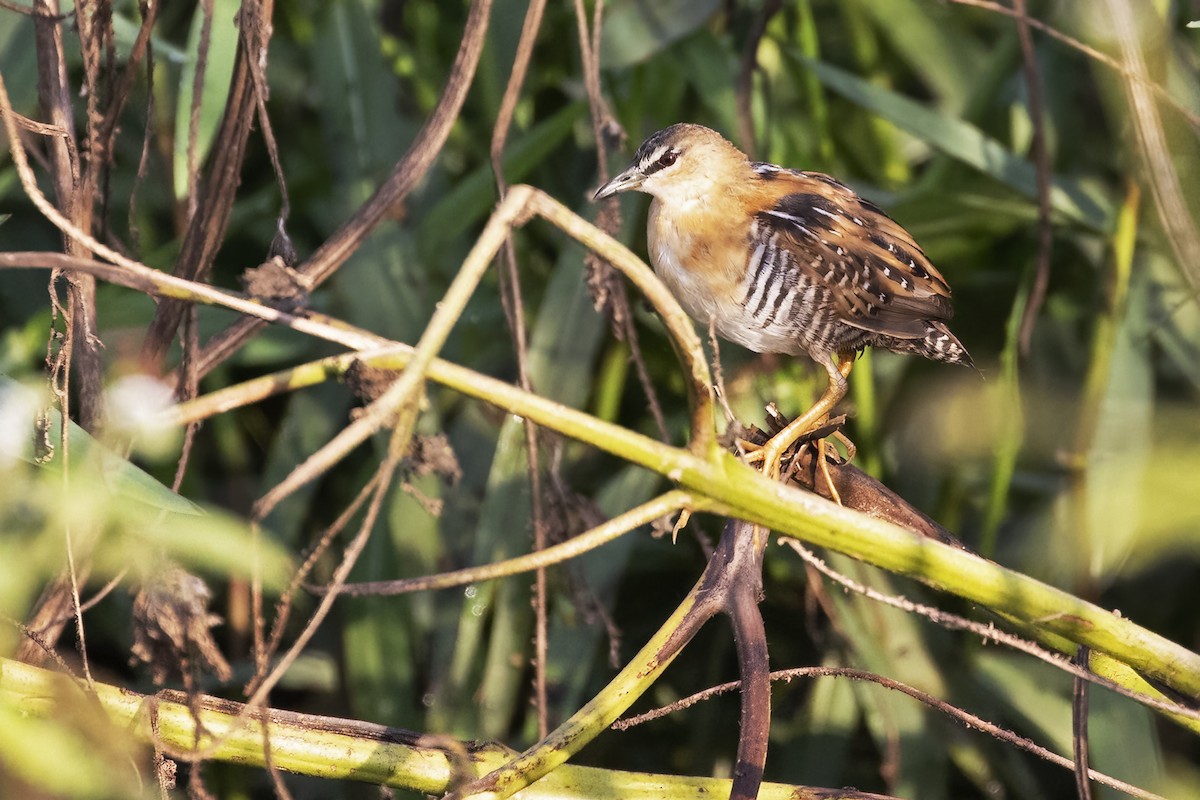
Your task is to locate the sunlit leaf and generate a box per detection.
[0,382,291,593]
[1084,271,1153,579]
[1123,423,1200,572]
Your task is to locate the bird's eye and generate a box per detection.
[658,150,678,168]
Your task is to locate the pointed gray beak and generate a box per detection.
[593,166,645,201]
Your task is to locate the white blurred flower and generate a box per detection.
[105,375,179,459]
[0,379,39,468]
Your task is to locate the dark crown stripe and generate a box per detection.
[642,152,674,177]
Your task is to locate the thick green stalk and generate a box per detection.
[0,657,893,800]
[169,342,1200,705]
[418,357,1200,702]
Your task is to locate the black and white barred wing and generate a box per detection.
[749,165,956,341]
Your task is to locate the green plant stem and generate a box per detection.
[524,190,716,453]
[329,490,705,596]
[993,614,1200,734]
[391,371,1200,702]
[253,185,539,517]
[0,657,896,800]
[446,519,768,800]
[1064,182,1140,585]
[169,343,1200,710]
[979,269,1027,557]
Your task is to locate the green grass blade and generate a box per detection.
[800,57,1112,231]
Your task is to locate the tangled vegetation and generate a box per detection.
[1,1,1199,798]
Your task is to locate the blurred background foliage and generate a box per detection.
[2,0,1200,798]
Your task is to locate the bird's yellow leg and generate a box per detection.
[759,352,855,481]
[816,439,843,506]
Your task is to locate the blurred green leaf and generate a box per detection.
[671,30,739,135]
[800,57,1112,231]
[8,382,198,517]
[819,564,951,798]
[1123,418,1200,572]
[112,8,187,63]
[786,655,860,786]
[260,383,354,547]
[600,0,721,69]
[174,0,240,200]
[307,0,447,728]
[1148,251,1200,392]
[432,417,529,738]
[1082,271,1153,579]
[1088,689,1165,800]
[343,539,422,727]
[421,102,586,256]
[316,0,428,343]
[852,0,985,112]
[1,381,291,592]
[0,699,140,799]
[981,272,1029,556]
[544,465,660,725]
[977,651,1073,756]
[0,14,40,118]
[436,241,606,739]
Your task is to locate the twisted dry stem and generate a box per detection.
[187,0,496,382]
[442,519,772,800]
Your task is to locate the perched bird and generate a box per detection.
[593,123,971,479]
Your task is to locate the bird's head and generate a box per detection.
[593,124,748,204]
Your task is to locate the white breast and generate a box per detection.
[648,202,806,357]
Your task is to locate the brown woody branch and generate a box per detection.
[187,0,495,383]
[141,0,277,369]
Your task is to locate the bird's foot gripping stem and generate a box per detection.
[729,351,856,498]
[733,407,854,504]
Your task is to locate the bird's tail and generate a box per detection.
[885,322,973,369]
